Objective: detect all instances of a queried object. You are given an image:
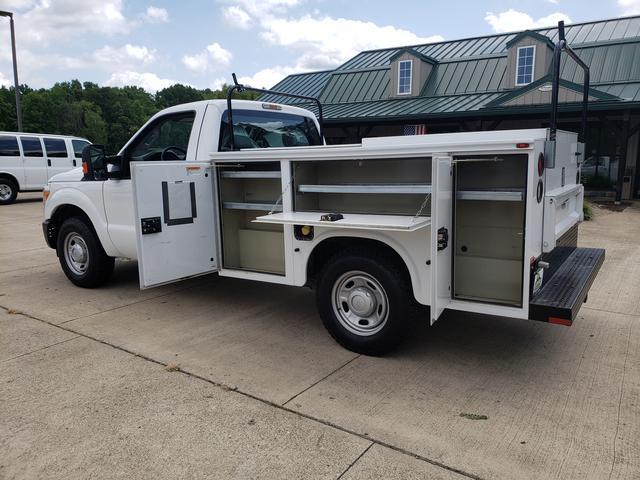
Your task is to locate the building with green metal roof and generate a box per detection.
[262,15,640,200]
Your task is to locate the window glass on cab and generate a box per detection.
[43,138,68,157]
[0,135,20,157]
[219,109,322,151]
[72,140,90,158]
[129,112,195,162]
[20,137,43,157]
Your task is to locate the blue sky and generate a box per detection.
[0,0,638,92]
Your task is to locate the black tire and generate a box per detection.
[56,217,115,288]
[0,177,18,205]
[316,248,414,356]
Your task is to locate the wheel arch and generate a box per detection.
[0,172,20,190]
[304,234,426,305]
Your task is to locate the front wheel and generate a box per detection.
[316,249,414,355]
[56,217,114,288]
[0,178,18,205]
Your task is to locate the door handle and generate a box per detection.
[73,159,76,166]
[47,159,51,167]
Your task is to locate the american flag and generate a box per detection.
[403,124,427,135]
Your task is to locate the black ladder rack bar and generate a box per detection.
[549,20,590,144]
[225,72,324,151]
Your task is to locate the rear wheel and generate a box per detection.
[0,178,18,205]
[316,249,413,355]
[56,217,114,288]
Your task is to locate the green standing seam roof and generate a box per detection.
[260,15,640,123]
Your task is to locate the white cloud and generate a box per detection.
[261,15,443,70]
[182,42,232,73]
[103,71,178,92]
[222,6,252,29]
[0,71,11,88]
[618,0,640,15]
[546,0,558,3]
[485,9,571,33]
[93,44,156,68]
[220,0,301,18]
[0,0,36,10]
[238,65,307,89]
[142,6,169,23]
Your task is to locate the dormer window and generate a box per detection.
[398,60,412,95]
[515,46,535,86]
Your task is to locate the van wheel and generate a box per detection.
[57,217,114,288]
[0,178,18,205]
[316,249,412,355]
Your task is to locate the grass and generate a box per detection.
[583,201,594,221]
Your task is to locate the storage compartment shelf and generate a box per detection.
[456,189,523,202]
[223,201,282,212]
[220,170,281,179]
[254,212,430,232]
[298,183,431,194]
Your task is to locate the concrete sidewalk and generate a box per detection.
[1,193,639,479]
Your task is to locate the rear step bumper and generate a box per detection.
[529,247,605,325]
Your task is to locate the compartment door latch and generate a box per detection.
[437,227,449,251]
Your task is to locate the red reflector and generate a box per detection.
[516,143,530,149]
[538,153,545,176]
[549,317,572,326]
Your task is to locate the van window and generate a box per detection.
[20,137,43,157]
[72,139,90,158]
[43,138,68,158]
[0,135,20,156]
[219,109,322,151]
[128,112,195,162]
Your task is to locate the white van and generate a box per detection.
[0,132,91,204]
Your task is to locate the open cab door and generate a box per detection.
[132,161,218,288]
[430,155,453,324]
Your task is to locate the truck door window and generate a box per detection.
[43,138,68,157]
[219,109,321,151]
[20,137,43,157]
[0,135,20,157]
[128,112,195,162]
[72,140,90,158]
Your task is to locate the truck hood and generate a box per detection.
[49,167,84,183]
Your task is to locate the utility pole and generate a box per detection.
[0,10,23,132]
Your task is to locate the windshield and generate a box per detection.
[219,109,322,151]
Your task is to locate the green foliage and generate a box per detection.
[583,201,593,221]
[581,173,615,190]
[0,80,259,153]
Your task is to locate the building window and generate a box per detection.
[515,46,535,86]
[398,60,412,95]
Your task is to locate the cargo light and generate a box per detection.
[516,143,530,149]
[262,103,282,111]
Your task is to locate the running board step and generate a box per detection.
[529,247,605,325]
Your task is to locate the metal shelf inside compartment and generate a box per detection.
[222,201,282,211]
[220,170,281,179]
[297,183,432,194]
[456,189,524,202]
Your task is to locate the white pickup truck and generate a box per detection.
[42,95,605,355]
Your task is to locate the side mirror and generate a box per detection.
[81,145,107,181]
[106,155,124,180]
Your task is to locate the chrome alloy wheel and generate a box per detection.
[0,183,12,201]
[331,271,389,336]
[63,232,90,276]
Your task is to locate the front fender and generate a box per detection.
[45,183,119,257]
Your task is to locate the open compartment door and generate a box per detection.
[132,161,218,288]
[430,156,453,324]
